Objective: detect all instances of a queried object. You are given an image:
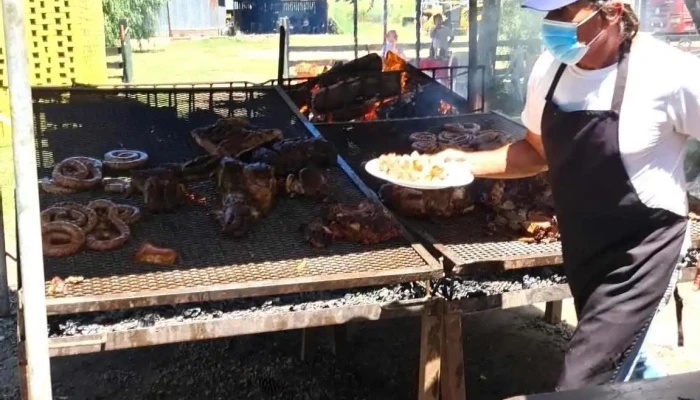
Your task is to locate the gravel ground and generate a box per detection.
[0,262,697,399]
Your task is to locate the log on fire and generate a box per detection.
[310,72,402,114]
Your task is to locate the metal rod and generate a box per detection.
[353,0,358,59]
[1,0,53,398]
[278,23,285,82]
[382,0,388,44]
[415,0,422,65]
[0,187,9,317]
[467,0,479,111]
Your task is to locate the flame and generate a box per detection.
[439,100,454,115]
[361,97,397,121]
[186,191,207,205]
[383,51,409,94]
[300,104,309,113]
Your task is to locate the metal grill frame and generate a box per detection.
[30,85,442,315]
[312,111,700,274]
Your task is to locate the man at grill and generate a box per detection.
[438,0,700,390]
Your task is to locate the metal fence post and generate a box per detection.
[1,0,53,398]
[119,19,133,83]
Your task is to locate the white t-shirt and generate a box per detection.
[521,34,700,254]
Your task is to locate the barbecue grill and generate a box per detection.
[312,112,700,274]
[32,85,442,315]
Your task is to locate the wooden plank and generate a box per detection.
[440,315,466,400]
[504,371,700,399]
[418,313,442,400]
[544,301,563,325]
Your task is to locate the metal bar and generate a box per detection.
[0,187,9,317]
[415,0,422,65]
[353,0,358,59]
[278,23,285,83]
[2,0,53,397]
[467,0,479,111]
[47,298,430,357]
[45,266,442,315]
[418,311,441,400]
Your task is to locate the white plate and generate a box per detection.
[364,158,474,190]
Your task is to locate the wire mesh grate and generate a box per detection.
[315,112,700,269]
[32,87,435,313]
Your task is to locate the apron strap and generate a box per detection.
[610,51,630,113]
[545,63,567,102]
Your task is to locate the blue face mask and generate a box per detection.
[541,10,602,65]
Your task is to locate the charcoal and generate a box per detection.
[47,282,427,337]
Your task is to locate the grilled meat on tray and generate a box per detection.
[215,157,277,236]
[379,184,475,217]
[285,167,333,202]
[301,201,400,247]
[249,137,337,176]
[473,173,559,243]
[131,166,187,213]
[191,117,283,157]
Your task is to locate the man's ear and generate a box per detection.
[603,1,624,24]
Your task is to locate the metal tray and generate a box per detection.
[313,112,700,273]
[32,86,441,315]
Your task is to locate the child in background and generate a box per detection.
[382,30,405,60]
[430,14,452,59]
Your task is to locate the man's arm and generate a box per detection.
[437,130,548,179]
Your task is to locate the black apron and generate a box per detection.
[539,50,688,390]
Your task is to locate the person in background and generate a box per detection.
[430,14,453,59]
[437,0,700,390]
[382,30,405,59]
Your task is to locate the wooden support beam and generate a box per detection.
[441,315,466,400]
[418,312,442,400]
[544,301,563,325]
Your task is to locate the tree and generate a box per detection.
[102,0,170,46]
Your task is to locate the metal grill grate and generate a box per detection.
[315,112,700,271]
[32,87,438,315]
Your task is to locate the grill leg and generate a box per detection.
[544,301,563,325]
[440,314,466,400]
[418,313,442,400]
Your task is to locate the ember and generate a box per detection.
[439,100,454,115]
[292,62,332,78]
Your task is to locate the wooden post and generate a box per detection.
[1,0,53,398]
[467,0,480,111]
[418,312,442,400]
[0,188,9,317]
[278,20,287,83]
[415,0,422,65]
[441,315,466,400]
[544,301,563,325]
[119,19,133,83]
[353,0,358,59]
[382,0,388,44]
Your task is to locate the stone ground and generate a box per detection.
[0,283,697,400]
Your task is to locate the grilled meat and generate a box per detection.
[302,201,400,247]
[192,117,283,157]
[474,173,558,243]
[214,157,277,236]
[378,184,475,218]
[130,166,186,213]
[243,162,277,217]
[249,137,337,176]
[215,192,252,237]
[285,167,332,201]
